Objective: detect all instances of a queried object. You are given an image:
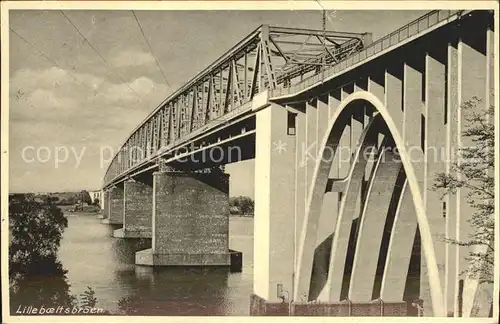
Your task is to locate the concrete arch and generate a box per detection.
[348,138,403,301]
[294,91,445,316]
[318,115,387,302]
[380,180,419,301]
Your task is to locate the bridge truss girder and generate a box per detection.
[104,25,371,185]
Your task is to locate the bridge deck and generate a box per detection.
[269,9,464,99]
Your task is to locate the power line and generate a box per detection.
[11,27,135,113]
[10,27,99,95]
[59,10,145,102]
[314,0,335,24]
[322,9,326,83]
[131,10,171,88]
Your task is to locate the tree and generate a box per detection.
[9,194,76,312]
[9,194,68,278]
[434,97,494,283]
[80,190,92,205]
[9,194,107,314]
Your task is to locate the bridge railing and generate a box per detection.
[103,25,370,186]
[269,9,463,98]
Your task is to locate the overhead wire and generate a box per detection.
[10,27,100,95]
[131,10,171,88]
[59,10,146,102]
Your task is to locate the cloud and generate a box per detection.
[100,76,170,107]
[10,66,168,118]
[10,87,99,124]
[110,49,156,67]
[10,67,105,96]
[9,65,170,192]
[9,66,171,162]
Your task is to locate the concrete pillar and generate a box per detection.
[99,189,108,219]
[391,59,425,306]
[457,34,487,275]
[328,90,342,195]
[483,26,495,320]
[457,30,489,318]
[302,99,319,298]
[385,67,403,137]
[328,89,341,118]
[352,84,366,155]
[305,101,318,195]
[328,90,342,191]
[114,178,153,239]
[102,185,124,225]
[294,107,306,266]
[100,189,104,210]
[403,62,423,150]
[368,74,385,103]
[339,87,352,178]
[421,50,447,316]
[254,103,296,302]
[350,83,366,267]
[305,91,342,301]
[485,27,494,110]
[135,171,230,266]
[309,92,342,300]
[313,96,338,300]
[316,95,330,146]
[315,96,336,248]
[446,41,459,316]
[365,78,381,181]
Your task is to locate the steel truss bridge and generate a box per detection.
[103,22,373,185]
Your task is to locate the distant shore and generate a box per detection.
[230,214,253,218]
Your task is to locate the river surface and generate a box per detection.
[58,212,254,316]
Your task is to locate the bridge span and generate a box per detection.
[100,9,495,317]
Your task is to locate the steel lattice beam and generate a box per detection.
[103,24,373,186]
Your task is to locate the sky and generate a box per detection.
[8,8,429,195]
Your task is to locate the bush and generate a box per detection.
[229,196,254,215]
[80,286,98,308]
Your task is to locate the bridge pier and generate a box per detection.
[102,185,124,225]
[253,102,296,302]
[114,177,153,239]
[135,170,231,266]
[97,188,108,219]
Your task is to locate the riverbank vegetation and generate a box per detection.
[8,194,104,314]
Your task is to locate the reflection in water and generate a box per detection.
[118,267,229,315]
[58,214,253,315]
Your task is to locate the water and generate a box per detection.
[57,212,254,315]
